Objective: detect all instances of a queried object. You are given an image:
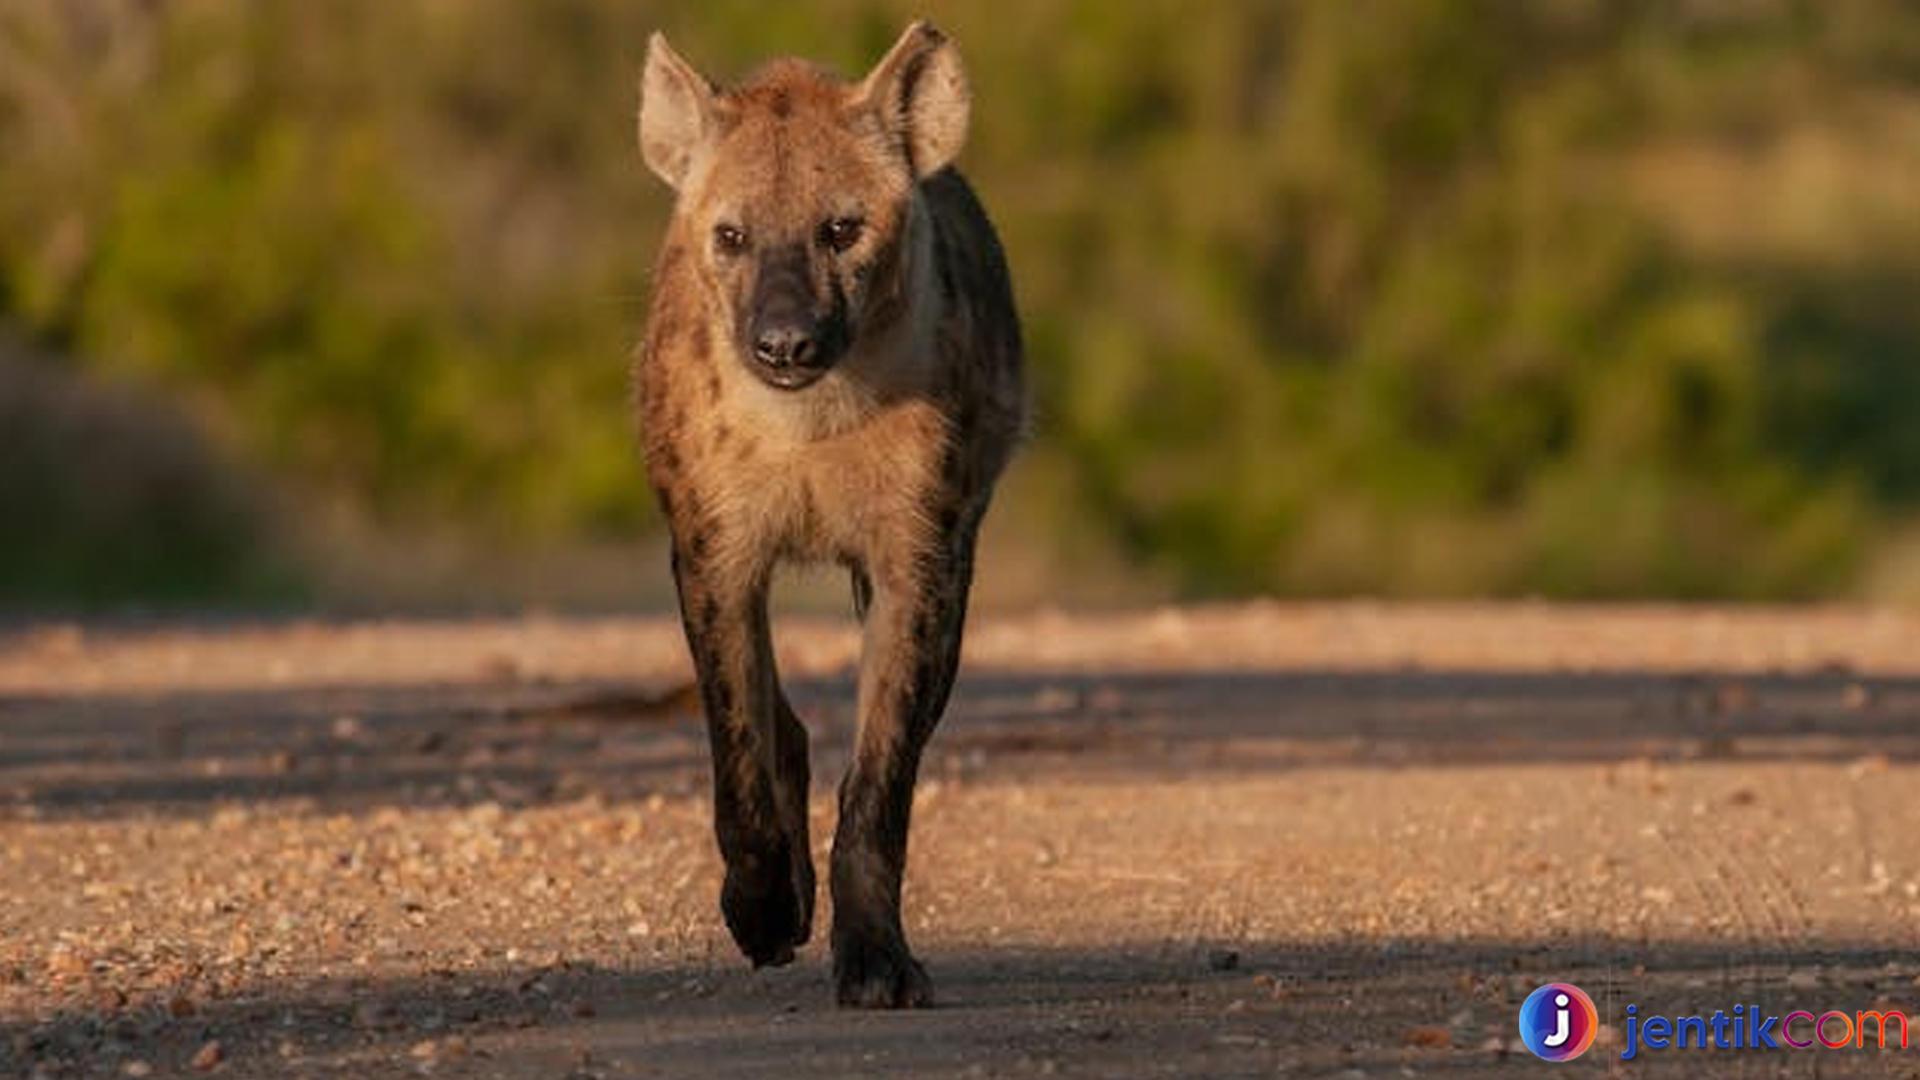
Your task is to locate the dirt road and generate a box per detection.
[4,604,1920,1078]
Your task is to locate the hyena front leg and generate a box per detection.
[672,549,815,967]
[831,520,979,1008]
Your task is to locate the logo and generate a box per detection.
[1519,982,1599,1061]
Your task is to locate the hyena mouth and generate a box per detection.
[750,357,834,391]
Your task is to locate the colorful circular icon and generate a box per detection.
[1518,982,1598,1061]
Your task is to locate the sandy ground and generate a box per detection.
[4,603,1920,1078]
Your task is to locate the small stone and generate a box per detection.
[1849,754,1891,779]
[167,994,196,1019]
[1841,683,1875,711]
[189,1039,223,1071]
[1402,1025,1451,1048]
[45,947,88,980]
[122,1063,153,1078]
[1032,685,1080,713]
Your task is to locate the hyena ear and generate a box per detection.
[858,21,971,178]
[639,32,719,190]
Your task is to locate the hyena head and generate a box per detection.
[639,23,969,391]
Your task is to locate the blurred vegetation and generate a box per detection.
[0,337,290,605]
[4,0,1920,605]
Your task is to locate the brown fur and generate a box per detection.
[633,23,1024,1007]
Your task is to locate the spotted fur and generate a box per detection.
[634,22,1024,1007]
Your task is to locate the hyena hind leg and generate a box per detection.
[772,689,816,943]
[850,565,874,622]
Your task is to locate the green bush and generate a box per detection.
[3,1,1918,601]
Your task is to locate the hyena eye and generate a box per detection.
[713,223,749,256]
[818,217,863,254]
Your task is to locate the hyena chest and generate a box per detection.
[684,397,951,568]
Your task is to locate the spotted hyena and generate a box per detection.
[633,22,1024,1007]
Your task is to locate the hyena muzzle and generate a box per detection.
[633,22,1025,1007]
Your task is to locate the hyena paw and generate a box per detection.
[832,929,933,1009]
[720,846,813,968]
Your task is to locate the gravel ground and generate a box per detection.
[3,604,1920,1078]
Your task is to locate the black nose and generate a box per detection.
[752,325,816,370]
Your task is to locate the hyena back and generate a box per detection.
[634,22,1024,1007]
